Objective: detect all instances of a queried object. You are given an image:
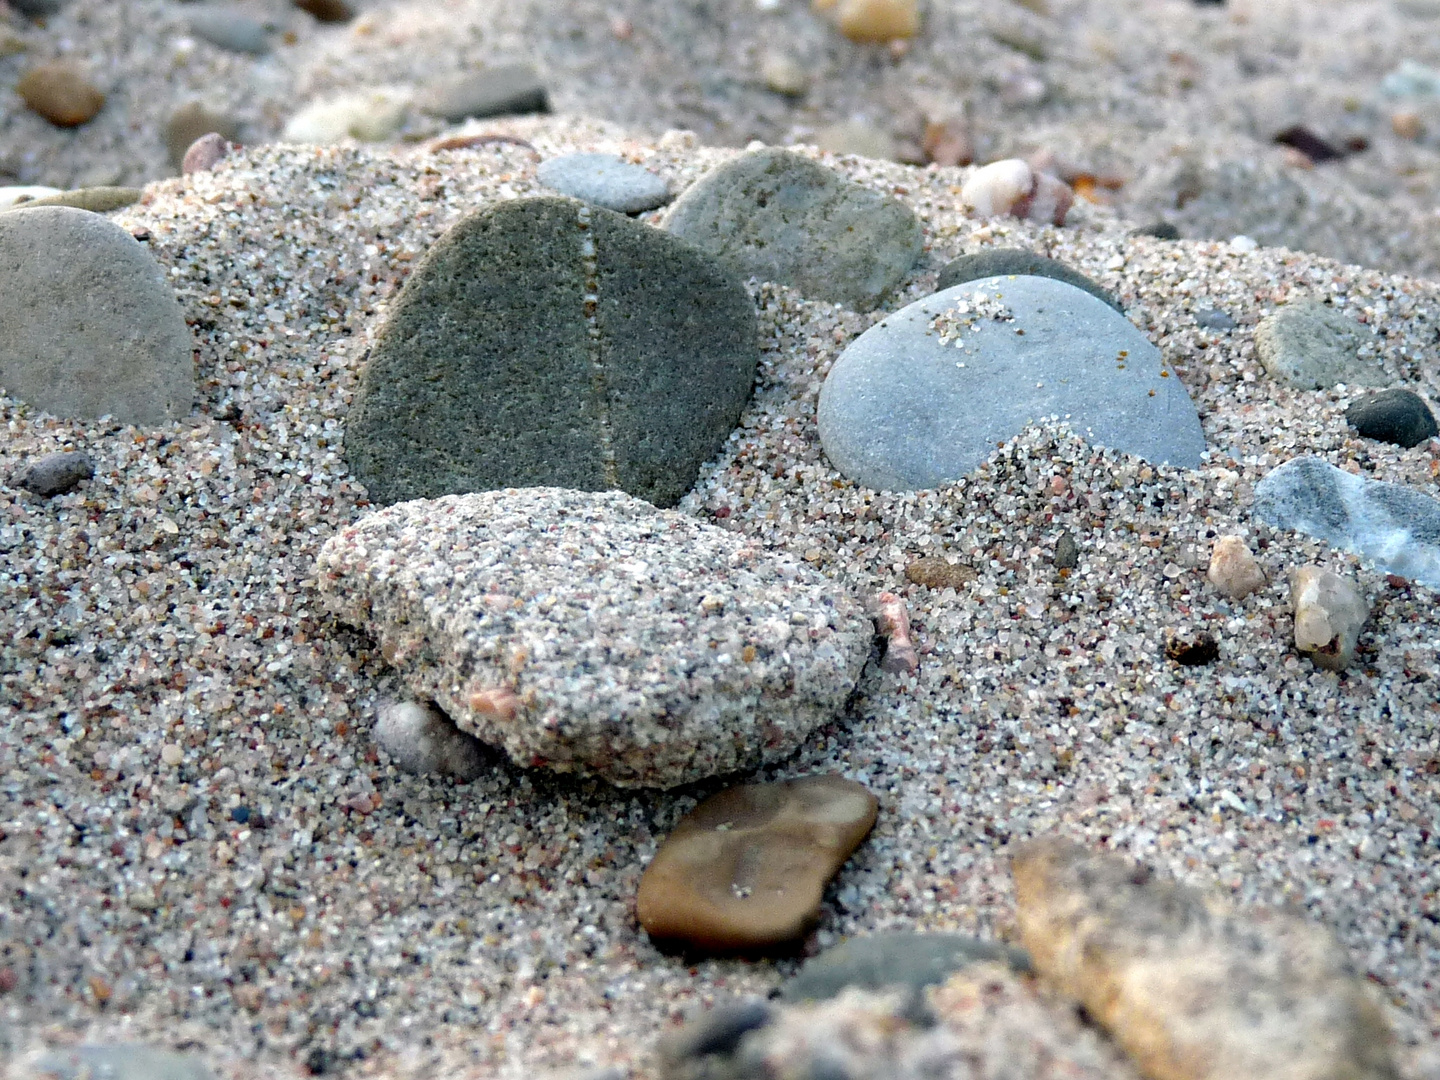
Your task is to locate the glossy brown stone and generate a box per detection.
[16,61,104,127]
[637,775,878,952]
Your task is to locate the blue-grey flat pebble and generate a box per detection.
[1194,307,1237,331]
[781,931,1032,1004]
[817,275,1207,490]
[188,7,270,55]
[15,450,93,496]
[537,153,672,214]
[24,1045,213,1080]
[1253,456,1440,587]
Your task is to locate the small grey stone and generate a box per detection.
[373,700,490,781]
[22,1044,213,1080]
[1193,306,1237,331]
[345,196,757,509]
[0,207,195,426]
[936,249,1121,313]
[538,153,672,214]
[658,999,773,1063]
[15,450,93,496]
[1132,221,1181,240]
[662,148,922,312]
[817,275,1207,490]
[188,7,271,55]
[1344,388,1438,448]
[1054,531,1080,569]
[419,65,549,123]
[1254,301,1389,389]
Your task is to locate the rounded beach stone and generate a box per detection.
[345,196,757,508]
[15,186,141,213]
[16,61,104,127]
[935,249,1121,312]
[283,87,410,143]
[182,134,229,175]
[373,700,489,781]
[15,450,94,497]
[662,147,922,312]
[165,101,240,168]
[537,153,672,214]
[0,207,194,426]
[1290,564,1368,672]
[1254,301,1389,389]
[1344,388,1438,448]
[1207,535,1266,600]
[188,6,270,55]
[635,775,878,950]
[817,275,1206,490]
[418,65,549,123]
[316,489,870,788]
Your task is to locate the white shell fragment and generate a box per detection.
[960,158,1074,226]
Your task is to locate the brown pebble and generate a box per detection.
[16,61,105,127]
[636,775,877,952]
[1391,110,1424,141]
[11,186,140,213]
[182,133,229,175]
[904,556,976,590]
[165,101,241,167]
[292,0,355,22]
[922,117,973,168]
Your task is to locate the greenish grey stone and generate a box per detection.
[1254,300,1389,389]
[661,148,922,312]
[24,1044,213,1080]
[8,186,141,213]
[345,196,758,508]
[936,248,1122,312]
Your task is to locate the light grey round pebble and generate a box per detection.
[1193,307,1237,330]
[1253,300,1388,389]
[23,1044,213,1080]
[537,153,672,214]
[15,450,93,496]
[817,275,1207,490]
[188,7,271,55]
[419,65,549,123]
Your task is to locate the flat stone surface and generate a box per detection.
[345,196,757,508]
[636,774,877,949]
[21,1044,213,1080]
[1012,838,1398,1080]
[0,207,194,426]
[935,249,1121,312]
[1253,455,1440,588]
[419,65,549,123]
[316,489,871,788]
[10,186,141,213]
[1344,388,1438,448]
[1254,301,1389,389]
[817,275,1206,490]
[662,147,922,311]
[537,152,672,214]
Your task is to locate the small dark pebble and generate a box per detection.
[305,1047,337,1076]
[16,451,94,496]
[1274,124,1344,163]
[1345,388,1438,449]
[9,0,64,17]
[658,999,772,1063]
[1054,532,1080,569]
[1133,221,1180,240]
[1165,630,1220,666]
[230,806,250,824]
[293,0,354,21]
[1193,307,1236,331]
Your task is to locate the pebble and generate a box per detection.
[0,207,194,426]
[418,65,550,124]
[164,101,241,168]
[935,248,1121,312]
[317,489,871,788]
[187,6,271,55]
[345,196,757,508]
[0,185,62,209]
[813,120,898,162]
[182,133,230,175]
[282,87,410,143]
[760,51,809,97]
[904,556,977,590]
[921,116,973,167]
[1253,301,1389,389]
[293,0,354,22]
[1381,58,1440,98]
[536,153,672,214]
[1290,565,1369,672]
[871,591,919,673]
[662,147,923,311]
[9,0,64,16]
[1133,221,1181,240]
[1192,306,1237,331]
[1253,456,1440,588]
[960,159,1073,226]
[16,61,105,127]
[20,1044,213,1080]
[9,186,141,213]
[635,775,877,949]
[373,700,490,781]
[656,999,773,1064]
[1012,838,1397,1080]
[1054,531,1080,569]
[817,275,1207,490]
[13,450,94,497]
[1206,535,1266,600]
[832,0,919,43]
[1344,388,1438,448]
[1163,627,1220,665]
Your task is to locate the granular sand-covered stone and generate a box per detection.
[1254,301,1390,390]
[316,488,871,787]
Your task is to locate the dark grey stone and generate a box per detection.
[9,0,64,16]
[662,148,922,312]
[188,7,270,55]
[935,249,1121,313]
[16,450,93,496]
[538,153,672,214]
[1194,307,1237,331]
[1054,531,1079,569]
[25,1044,213,1080]
[1133,221,1181,240]
[658,998,773,1063]
[345,197,758,508]
[0,207,194,426]
[817,275,1207,490]
[1345,388,1438,449]
[419,65,549,123]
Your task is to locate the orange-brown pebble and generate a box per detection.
[833,0,918,43]
[636,775,877,951]
[16,61,105,127]
[1392,110,1423,141]
[469,687,519,721]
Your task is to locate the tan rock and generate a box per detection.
[904,556,976,590]
[1290,564,1368,672]
[761,51,809,97]
[814,120,898,162]
[871,591,918,673]
[1206,534,1266,600]
[833,0,918,43]
[165,101,241,168]
[16,61,105,127]
[636,775,877,951]
[1012,838,1397,1080]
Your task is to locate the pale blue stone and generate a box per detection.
[537,153,671,214]
[25,1045,213,1080]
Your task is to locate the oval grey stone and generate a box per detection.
[1254,301,1389,389]
[662,148,922,312]
[537,153,672,214]
[419,65,549,123]
[188,7,270,55]
[817,275,1206,490]
[936,249,1121,312]
[0,207,194,426]
[15,450,93,496]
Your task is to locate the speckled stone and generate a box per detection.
[1254,301,1389,389]
[636,775,878,948]
[1012,838,1397,1080]
[0,207,194,426]
[935,250,1120,312]
[537,153,672,214]
[316,489,871,788]
[662,148,922,311]
[345,196,757,508]
[14,450,93,497]
[1344,388,1438,448]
